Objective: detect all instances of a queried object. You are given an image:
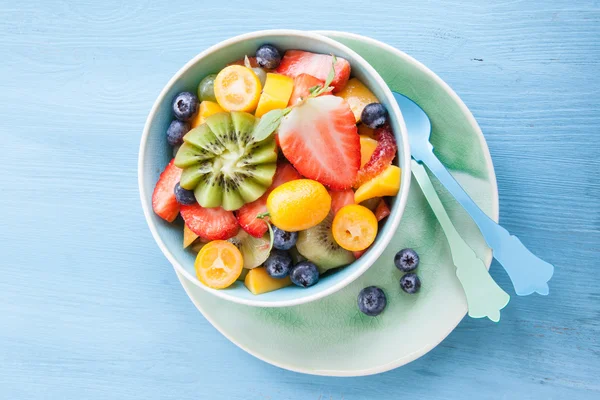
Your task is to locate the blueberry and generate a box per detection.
[166,120,190,147]
[174,183,196,205]
[361,103,388,129]
[290,261,319,288]
[256,44,282,69]
[358,286,387,316]
[172,91,199,121]
[264,250,293,279]
[394,248,419,272]
[272,227,298,250]
[400,273,421,294]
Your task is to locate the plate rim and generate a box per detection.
[176,31,500,377]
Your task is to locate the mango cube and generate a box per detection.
[244,267,292,295]
[354,165,401,204]
[190,100,224,128]
[255,73,294,118]
[335,78,378,122]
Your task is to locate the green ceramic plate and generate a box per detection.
[176,31,499,376]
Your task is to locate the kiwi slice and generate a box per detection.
[174,111,277,211]
[228,230,271,269]
[296,214,356,273]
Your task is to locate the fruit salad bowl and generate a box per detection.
[139,30,411,307]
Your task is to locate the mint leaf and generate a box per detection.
[308,55,337,99]
[252,108,290,142]
[308,84,322,95]
[324,54,337,89]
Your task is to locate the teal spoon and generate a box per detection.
[412,161,510,321]
[395,92,554,296]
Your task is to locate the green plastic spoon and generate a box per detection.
[412,161,510,322]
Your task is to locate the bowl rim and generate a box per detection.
[138,29,412,307]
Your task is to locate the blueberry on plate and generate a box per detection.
[166,120,190,147]
[394,248,419,272]
[172,92,199,121]
[272,226,298,250]
[174,183,196,205]
[264,250,293,279]
[361,103,388,129]
[358,286,387,316]
[256,44,282,69]
[290,261,319,288]
[400,273,421,294]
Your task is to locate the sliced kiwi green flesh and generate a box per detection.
[296,214,356,273]
[228,229,271,269]
[174,111,277,211]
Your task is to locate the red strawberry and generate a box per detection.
[236,163,302,237]
[278,96,360,190]
[180,204,239,240]
[355,125,397,187]
[288,73,331,106]
[152,159,182,222]
[375,199,391,221]
[329,189,355,216]
[353,250,366,259]
[276,50,351,93]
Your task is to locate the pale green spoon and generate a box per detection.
[412,161,510,322]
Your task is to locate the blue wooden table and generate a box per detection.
[1,1,598,398]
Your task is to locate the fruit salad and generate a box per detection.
[152,44,402,294]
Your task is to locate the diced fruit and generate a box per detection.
[357,124,376,138]
[360,197,381,212]
[358,286,387,316]
[355,125,398,188]
[329,189,355,216]
[255,73,294,118]
[290,261,320,288]
[375,199,391,221]
[359,135,378,168]
[214,65,262,112]
[400,273,421,294]
[264,249,292,278]
[195,240,243,289]
[266,179,331,232]
[190,100,225,128]
[361,103,388,129]
[198,74,218,102]
[245,267,292,295]
[228,230,271,269]
[175,111,277,211]
[172,92,199,121]
[272,227,298,250]
[236,163,302,237]
[354,165,401,204]
[353,250,366,259]
[152,159,183,222]
[288,73,330,106]
[335,78,379,122]
[394,248,419,272]
[174,183,196,205]
[167,120,190,147]
[180,204,239,240]
[332,204,378,252]
[278,96,360,190]
[295,214,355,273]
[276,50,351,93]
[183,224,199,248]
[256,44,282,69]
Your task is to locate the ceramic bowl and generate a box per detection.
[139,30,411,307]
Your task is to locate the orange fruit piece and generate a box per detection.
[359,135,378,168]
[335,78,379,122]
[195,240,243,289]
[332,204,378,251]
[214,65,261,112]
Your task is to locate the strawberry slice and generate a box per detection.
[152,159,183,222]
[288,73,331,106]
[180,204,239,240]
[354,125,397,188]
[276,50,351,93]
[278,96,360,190]
[329,189,355,216]
[375,199,391,221]
[236,163,302,237]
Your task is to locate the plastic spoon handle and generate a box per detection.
[412,161,510,321]
[418,152,554,296]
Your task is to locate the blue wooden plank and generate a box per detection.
[0,0,598,399]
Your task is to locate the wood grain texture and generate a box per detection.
[0,0,598,399]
